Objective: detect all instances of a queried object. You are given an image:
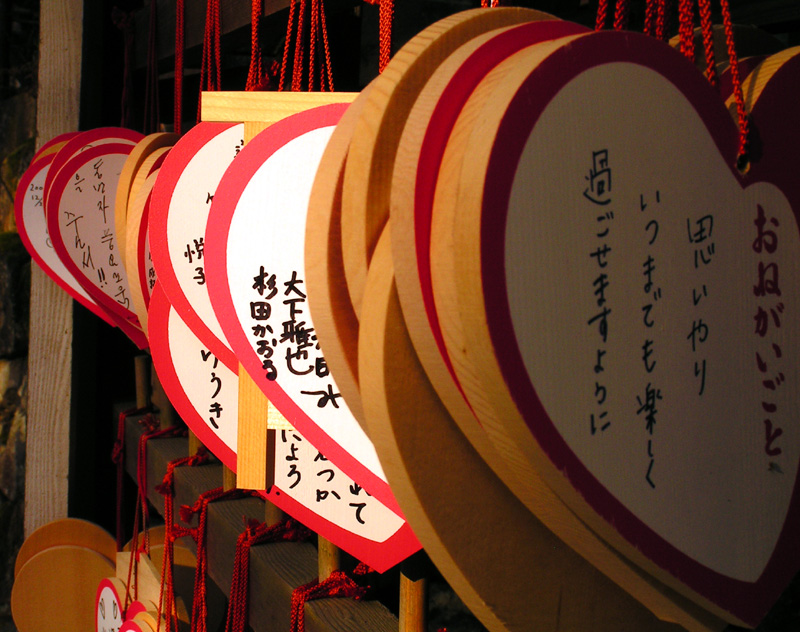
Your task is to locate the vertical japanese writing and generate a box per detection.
[201,349,224,429]
[638,191,662,489]
[586,150,612,437]
[752,204,784,460]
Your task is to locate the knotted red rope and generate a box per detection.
[280,0,335,90]
[111,8,135,129]
[155,449,210,632]
[224,518,313,632]
[172,488,260,632]
[198,0,222,121]
[289,563,375,632]
[175,0,185,133]
[123,415,164,610]
[719,0,749,168]
[655,0,671,41]
[112,406,153,551]
[698,0,718,87]
[362,0,393,73]
[144,0,161,133]
[613,0,630,30]
[246,0,273,90]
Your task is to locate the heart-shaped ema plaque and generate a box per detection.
[148,283,419,571]
[149,122,245,370]
[46,143,143,330]
[15,149,118,327]
[206,104,403,517]
[435,30,800,626]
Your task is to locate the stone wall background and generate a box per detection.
[0,3,38,629]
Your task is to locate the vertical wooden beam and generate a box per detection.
[24,0,84,538]
[134,355,151,408]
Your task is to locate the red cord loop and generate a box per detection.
[224,518,313,632]
[113,406,153,551]
[289,564,375,632]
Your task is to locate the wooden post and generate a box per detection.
[317,536,341,581]
[399,555,428,632]
[24,0,84,538]
[151,361,177,428]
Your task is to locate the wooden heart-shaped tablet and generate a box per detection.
[435,30,800,626]
[148,283,419,571]
[15,148,118,327]
[391,18,588,510]
[149,122,245,369]
[127,169,162,336]
[341,6,555,318]
[206,104,401,516]
[149,282,238,468]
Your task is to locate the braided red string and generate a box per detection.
[643,0,656,36]
[279,0,297,91]
[613,0,631,30]
[655,0,671,41]
[111,9,135,129]
[224,518,313,632]
[175,488,260,632]
[698,0,718,87]
[175,0,185,133]
[124,415,163,611]
[678,0,695,63]
[156,449,210,632]
[113,406,152,551]
[198,0,222,122]
[309,0,319,90]
[319,0,335,88]
[289,563,374,632]
[377,0,393,73]
[595,0,609,30]
[718,0,749,167]
[144,0,161,133]
[246,0,263,90]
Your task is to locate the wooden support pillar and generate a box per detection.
[24,0,84,538]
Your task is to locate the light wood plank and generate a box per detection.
[202,92,358,124]
[24,0,84,538]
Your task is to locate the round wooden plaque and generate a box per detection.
[15,518,115,577]
[11,545,115,632]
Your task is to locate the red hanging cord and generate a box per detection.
[197,0,222,122]
[246,0,263,90]
[718,0,749,168]
[175,0,185,133]
[280,0,335,90]
[172,488,260,632]
[111,8,135,129]
[613,0,631,30]
[655,0,671,41]
[595,0,609,30]
[678,0,695,63]
[123,415,163,611]
[643,0,656,36]
[363,0,393,73]
[155,449,210,632]
[112,406,152,551]
[697,0,718,87]
[224,518,313,632]
[289,563,374,632]
[144,0,161,133]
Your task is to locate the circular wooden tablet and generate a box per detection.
[341,7,554,319]
[15,518,115,577]
[12,545,115,632]
[32,132,79,162]
[438,30,800,626]
[115,134,178,272]
[391,19,587,506]
[306,88,372,430]
[358,228,713,632]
